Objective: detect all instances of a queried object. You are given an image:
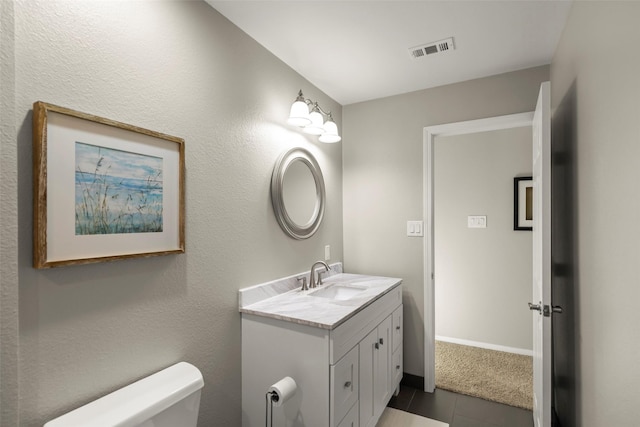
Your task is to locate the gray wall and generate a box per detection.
[1,0,19,425]
[551,2,640,425]
[343,65,548,376]
[435,127,533,351]
[0,2,342,426]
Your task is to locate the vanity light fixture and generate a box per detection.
[287,90,341,143]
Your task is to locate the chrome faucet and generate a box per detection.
[309,261,330,289]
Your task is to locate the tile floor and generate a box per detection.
[388,386,534,427]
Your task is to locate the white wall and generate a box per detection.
[434,127,533,351]
[343,65,548,377]
[551,2,640,425]
[0,2,342,426]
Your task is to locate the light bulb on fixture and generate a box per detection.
[287,89,341,143]
[319,115,341,143]
[303,104,325,135]
[287,90,311,127]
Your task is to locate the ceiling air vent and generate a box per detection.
[409,37,455,59]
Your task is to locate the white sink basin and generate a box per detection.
[309,284,366,300]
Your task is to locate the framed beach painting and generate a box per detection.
[514,176,533,231]
[33,102,185,268]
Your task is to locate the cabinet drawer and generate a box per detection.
[331,346,359,426]
[392,305,403,353]
[392,347,403,390]
[336,401,359,427]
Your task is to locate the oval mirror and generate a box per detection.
[271,148,325,239]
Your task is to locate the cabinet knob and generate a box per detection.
[375,343,379,350]
[379,338,384,345]
[344,381,352,388]
[396,326,401,330]
[396,365,401,370]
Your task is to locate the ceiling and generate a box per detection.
[207,1,572,106]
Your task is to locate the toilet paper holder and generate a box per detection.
[265,376,297,427]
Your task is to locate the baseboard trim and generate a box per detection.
[436,335,533,357]
[401,373,424,390]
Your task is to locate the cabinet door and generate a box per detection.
[358,328,378,427]
[331,346,359,427]
[374,315,392,417]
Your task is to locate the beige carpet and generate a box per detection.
[377,407,449,427]
[435,340,533,410]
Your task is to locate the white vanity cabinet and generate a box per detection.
[241,279,402,427]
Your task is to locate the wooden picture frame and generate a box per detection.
[33,101,185,268]
[514,176,533,231]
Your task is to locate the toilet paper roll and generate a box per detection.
[268,376,297,407]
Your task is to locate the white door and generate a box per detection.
[531,81,551,427]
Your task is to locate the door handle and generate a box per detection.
[530,302,563,316]
[543,305,564,317]
[528,302,542,314]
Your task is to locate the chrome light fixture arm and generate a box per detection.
[295,90,332,114]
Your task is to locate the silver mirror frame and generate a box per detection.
[271,147,326,240]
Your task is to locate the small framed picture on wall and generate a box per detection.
[514,176,533,231]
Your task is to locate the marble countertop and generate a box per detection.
[239,273,402,330]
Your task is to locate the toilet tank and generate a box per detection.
[44,362,204,427]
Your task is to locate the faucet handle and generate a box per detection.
[297,276,308,291]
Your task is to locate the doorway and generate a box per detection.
[423,113,534,392]
[432,125,534,409]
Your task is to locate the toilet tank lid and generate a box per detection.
[44,362,204,427]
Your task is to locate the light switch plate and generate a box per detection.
[407,220,424,237]
[324,245,331,261]
[468,215,487,228]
